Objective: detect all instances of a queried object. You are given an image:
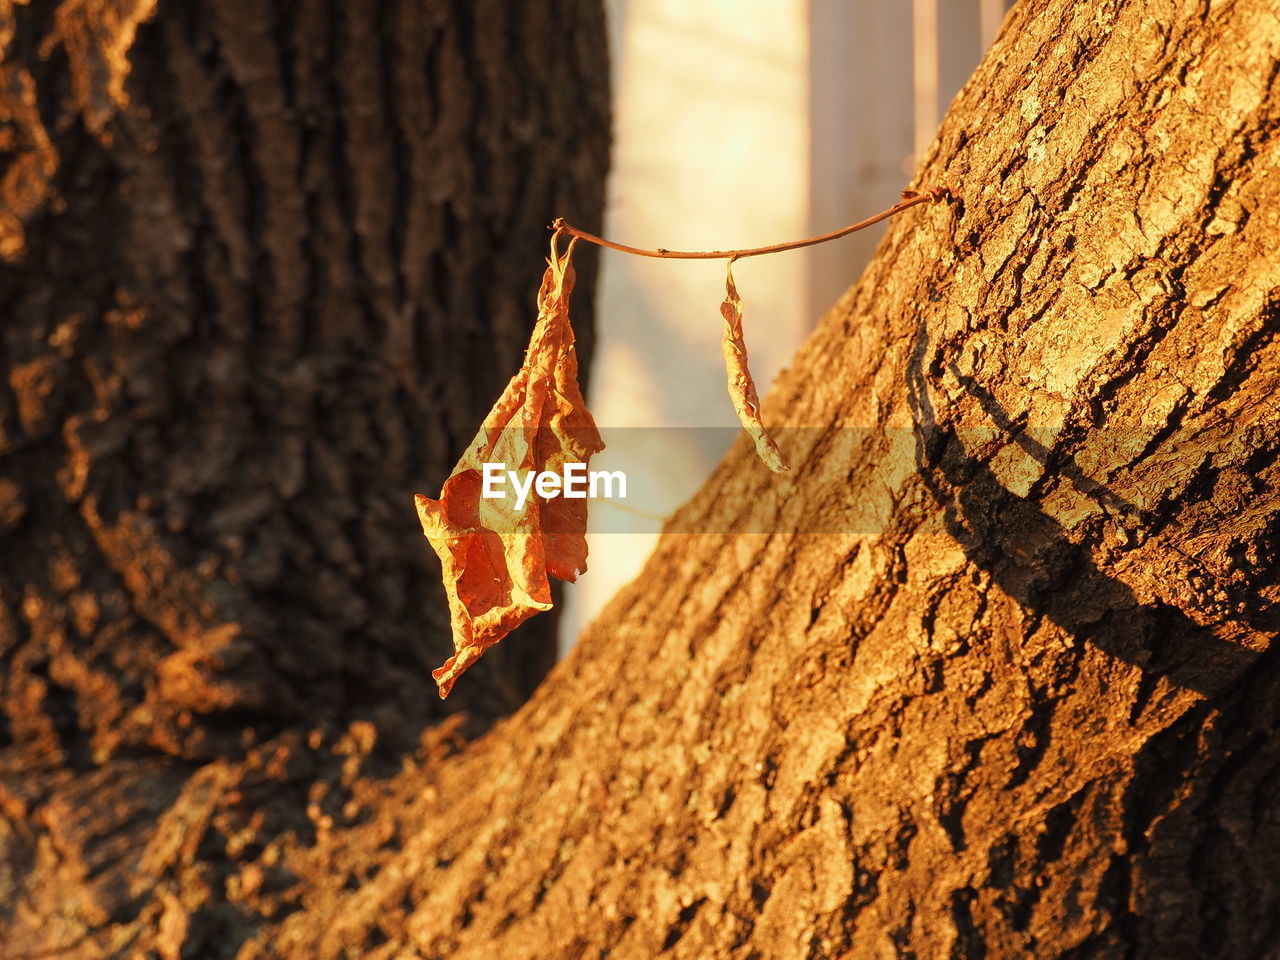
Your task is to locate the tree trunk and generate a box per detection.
[7,0,1280,958]
[0,0,607,955]
[223,0,1278,957]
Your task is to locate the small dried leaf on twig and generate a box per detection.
[720,261,789,473]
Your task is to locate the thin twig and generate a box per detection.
[553,188,948,261]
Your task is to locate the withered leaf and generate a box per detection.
[415,235,604,698]
[721,260,789,473]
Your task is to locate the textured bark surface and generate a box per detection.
[0,0,608,955]
[222,0,1277,957]
[5,0,1280,958]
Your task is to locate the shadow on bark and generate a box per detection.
[906,317,1280,956]
[905,319,1261,698]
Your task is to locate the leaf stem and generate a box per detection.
[553,188,948,261]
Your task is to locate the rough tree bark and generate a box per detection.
[5,0,1279,958]
[0,0,608,955]
[213,0,1278,957]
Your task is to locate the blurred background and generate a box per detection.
[562,0,1017,651]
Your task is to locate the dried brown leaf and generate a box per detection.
[721,261,789,473]
[415,235,603,698]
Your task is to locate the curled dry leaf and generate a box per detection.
[721,260,789,473]
[415,234,603,698]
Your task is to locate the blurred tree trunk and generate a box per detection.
[0,0,607,954]
[218,0,1280,958]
